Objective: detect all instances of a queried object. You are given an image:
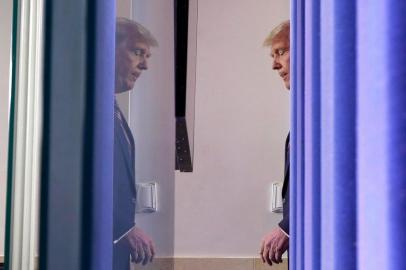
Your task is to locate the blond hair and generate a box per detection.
[263,20,290,47]
[116,17,158,47]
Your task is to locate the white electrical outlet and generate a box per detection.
[270,182,283,213]
[135,182,158,213]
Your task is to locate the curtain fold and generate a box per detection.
[291,0,405,269]
[90,1,115,269]
[303,0,321,270]
[357,1,406,270]
[290,0,305,268]
[320,1,357,270]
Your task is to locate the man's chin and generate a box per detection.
[122,81,136,92]
[127,79,137,89]
[284,78,290,89]
[115,86,133,94]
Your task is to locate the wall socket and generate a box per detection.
[135,182,158,213]
[270,182,283,213]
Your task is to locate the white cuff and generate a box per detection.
[113,225,136,245]
[278,226,290,238]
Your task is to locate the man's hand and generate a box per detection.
[124,226,155,265]
[259,227,289,266]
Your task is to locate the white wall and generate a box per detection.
[0,0,13,258]
[185,0,198,160]
[130,0,176,257]
[174,0,290,257]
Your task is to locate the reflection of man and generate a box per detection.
[113,18,158,269]
[259,20,290,267]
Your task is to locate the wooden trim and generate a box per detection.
[130,257,288,270]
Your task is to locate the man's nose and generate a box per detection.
[139,58,148,70]
[272,59,281,70]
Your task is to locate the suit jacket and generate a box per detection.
[113,101,137,269]
[278,133,290,235]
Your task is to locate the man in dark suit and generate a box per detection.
[259,20,291,267]
[113,18,158,269]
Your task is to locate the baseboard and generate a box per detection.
[0,255,288,269]
[131,257,288,270]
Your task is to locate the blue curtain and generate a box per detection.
[357,1,406,269]
[291,0,406,269]
[90,1,115,269]
[40,0,115,269]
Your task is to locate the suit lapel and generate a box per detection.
[115,102,136,196]
[117,126,135,181]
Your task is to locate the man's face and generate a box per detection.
[270,35,290,89]
[115,39,151,93]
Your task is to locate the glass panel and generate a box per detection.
[114,2,176,268]
[120,0,290,269]
[2,1,291,269]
